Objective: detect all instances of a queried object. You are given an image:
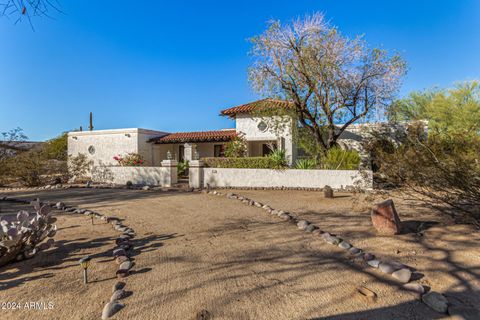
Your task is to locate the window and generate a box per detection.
[214,144,225,157]
[88,145,95,155]
[257,121,268,132]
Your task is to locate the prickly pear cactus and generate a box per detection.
[0,199,57,267]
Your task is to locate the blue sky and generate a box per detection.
[1,0,479,141]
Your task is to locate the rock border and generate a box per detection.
[0,195,136,319]
[205,190,457,315]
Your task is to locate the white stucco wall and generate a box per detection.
[235,114,295,164]
[201,168,373,190]
[91,166,173,186]
[68,128,167,168]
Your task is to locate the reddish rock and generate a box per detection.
[371,200,402,235]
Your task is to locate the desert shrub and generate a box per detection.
[113,153,145,166]
[43,132,68,161]
[7,150,45,186]
[68,153,92,181]
[177,161,189,177]
[320,147,361,170]
[224,135,247,157]
[203,157,285,169]
[294,158,318,169]
[373,123,480,226]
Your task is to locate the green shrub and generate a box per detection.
[268,149,287,169]
[224,135,247,157]
[203,157,285,169]
[177,161,189,177]
[294,158,318,169]
[320,147,361,170]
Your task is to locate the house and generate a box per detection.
[67,98,395,168]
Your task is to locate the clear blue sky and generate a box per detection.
[1,0,479,141]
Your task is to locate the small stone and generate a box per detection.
[254,202,262,207]
[113,248,126,257]
[271,209,279,215]
[338,241,352,250]
[101,301,124,319]
[279,213,291,221]
[349,247,361,255]
[392,268,412,283]
[367,259,381,268]
[403,283,425,295]
[119,260,132,271]
[115,256,129,264]
[323,185,334,198]
[112,281,126,293]
[55,202,64,209]
[312,229,323,235]
[305,224,317,232]
[379,262,402,274]
[142,186,150,190]
[110,289,127,302]
[363,253,375,261]
[422,292,449,313]
[323,234,341,245]
[297,220,309,230]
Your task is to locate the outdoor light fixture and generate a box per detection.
[166,150,172,160]
[125,133,131,137]
[79,256,92,284]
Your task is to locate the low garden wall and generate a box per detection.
[91,164,177,186]
[200,167,373,190]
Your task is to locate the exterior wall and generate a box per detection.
[91,166,174,186]
[68,128,167,169]
[201,168,373,190]
[235,114,295,164]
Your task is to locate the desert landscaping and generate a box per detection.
[2,2,480,319]
[0,187,478,319]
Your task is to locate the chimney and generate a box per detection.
[89,112,94,131]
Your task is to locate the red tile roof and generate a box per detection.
[150,129,237,144]
[220,98,294,117]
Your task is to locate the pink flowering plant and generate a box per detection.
[113,153,145,166]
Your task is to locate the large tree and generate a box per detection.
[249,13,406,153]
[388,81,480,137]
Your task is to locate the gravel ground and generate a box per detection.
[0,188,478,320]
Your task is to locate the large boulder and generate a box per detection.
[371,199,402,235]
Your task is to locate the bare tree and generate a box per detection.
[0,127,28,162]
[249,13,406,153]
[0,0,62,29]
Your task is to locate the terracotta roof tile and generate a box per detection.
[220,98,294,117]
[150,129,236,144]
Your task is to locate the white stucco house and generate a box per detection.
[67,98,394,169]
[68,99,299,167]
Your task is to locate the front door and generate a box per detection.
[179,145,184,162]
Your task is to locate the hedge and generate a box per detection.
[203,157,284,169]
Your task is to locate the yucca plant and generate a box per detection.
[268,149,287,169]
[294,158,317,169]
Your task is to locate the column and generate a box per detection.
[161,159,178,187]
[188,160,204,189]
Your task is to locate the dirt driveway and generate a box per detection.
[0,188,478,319]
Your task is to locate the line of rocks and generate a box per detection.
[0,196,135,319]
[52,202,136,319]
[205,190,458,316]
